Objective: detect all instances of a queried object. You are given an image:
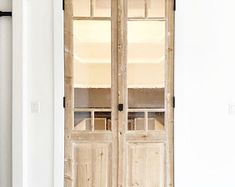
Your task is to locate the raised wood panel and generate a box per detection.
[127,143,165,187]
[73,143,112,187]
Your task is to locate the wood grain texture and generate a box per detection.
[117,0,128,186]
[111,0,118,186]
[165,0,175,187]
[64,0,174,186]
[127,143,165,187]
[73,143,112,187]
[64,0,118,186]
[64,0,73,186]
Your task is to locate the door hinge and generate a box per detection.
[0,11,12,17]
[174,0,176,11]
[63,97,66,108]
[62,0,65,11]
[118,104,123,111]
[173,96,175,108]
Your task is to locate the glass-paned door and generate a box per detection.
[64,0,118,186]
[64,0,174,186]
[117,0,174,186]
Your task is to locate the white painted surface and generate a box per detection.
[12,0,28,187]
[11,0,235,186]
[175,0,235,187]
[0,1,12,187]
[26,0,54,186]
[14,0,64,187]
[52,0,64,186]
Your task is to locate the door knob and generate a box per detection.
[118,104,123,111]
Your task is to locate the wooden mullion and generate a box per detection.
[111,0,119,186]
[91,111,95,131]
[144,111,148,132]
[73,16,111,20]
[144,0,148,18]
[64,0,74,186]
[117,0,128,186]
[90,0,94,17]
[165,0,175,187]
[72,16,165,21]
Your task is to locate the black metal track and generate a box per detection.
[0,11,12,17]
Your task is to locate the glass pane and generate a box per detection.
[148,112,164,130]
[74,112,92,131]
[128,112,145,131]
[73,19,112,130]
[127,20,165,108]
[128,0,145,17]
[94,0,111,17]
[73,20,111,101]
[148,0,165,17]
[73,0,91,17]
[94,112,111,131]
[94,119,106,130]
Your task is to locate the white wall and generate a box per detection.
[20,0,64,187]
[175,0,235,186]
[26,0,54,187]
[0,0,12,186]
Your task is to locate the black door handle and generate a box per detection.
[0,11,12,17]
[118,104,123,111]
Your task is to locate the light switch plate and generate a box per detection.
[31,102,40,113]
[228,104,235,115]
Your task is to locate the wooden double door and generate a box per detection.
[64,0,174,186]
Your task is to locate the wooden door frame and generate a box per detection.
[63,0,174,187]
[165,1,175,186]
[64,1,174,187]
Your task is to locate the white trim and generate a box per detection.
[12,1,28,187]
[53,0,64,187]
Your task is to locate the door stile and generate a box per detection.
[64,0,73,186]
[111,0,118,186]
[165,0,175,187]
[64,0,74,186]
[117,0,128,186]
[65,0,121,186]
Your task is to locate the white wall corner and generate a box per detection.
[53,0,64,187]
[12,0,28,187]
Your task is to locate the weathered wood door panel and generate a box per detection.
[127,143,165,187]
[64,0,174,186]
[73,143,112,187]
